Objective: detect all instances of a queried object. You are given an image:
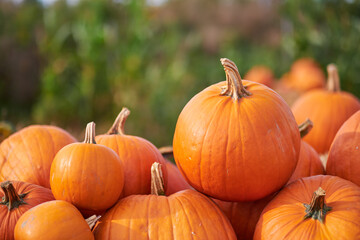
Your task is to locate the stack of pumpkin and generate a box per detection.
[0,57,359,240]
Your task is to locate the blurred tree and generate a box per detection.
[281,0,360,96]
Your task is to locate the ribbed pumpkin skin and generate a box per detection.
[327,111,360,186]
[254,175,360,240]
[50,143,124,212]
[0,125,76,188]
[0,181,55,240]
[292,91,360,154]
[14,200,94,240]
[173,80,300,201]
[287,141,325,184]
[165,160,191,195]
[93,189,236,240]
[244,66,274,88]
[95,134,167,197]
[213,194,273,240]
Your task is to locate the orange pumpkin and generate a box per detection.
[50,122,124,214]
[213,194,274,240]
[254,175,360,239]
[283,57,326,92]
[287,119,325,183]
[173,58,300,201]
[292,64,360,154]
[93,163,236,240]
[14,200,94,240]
[96,108,167,197]
[0,125,76,188]
[158,146,192,195]
[0,181,54,240]
[244,65,275,88]
[327,110,360,185]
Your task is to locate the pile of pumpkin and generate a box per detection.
[1,57,360,240]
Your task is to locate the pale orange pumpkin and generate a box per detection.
[173,58,300,201]
[327,110,360,186]
[292,64,360,154]
[50,122,124,215]
[0,181,55,240]
[0,125,76,188]
[96,108,167,197]
[93,163,236,240]
[14,200,94,240]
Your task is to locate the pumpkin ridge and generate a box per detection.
[198,98,226,193]
[166,197,175,239]
[174,195,196,239]
[18,133,40,185]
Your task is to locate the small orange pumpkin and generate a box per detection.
[283,57,326,92]
[327,110,360,185]
[0,125,76,188]
[0,181,55,240]
[93,163,236,240]
[254,175,360,239]
[173,58,300,201]
[244,65,275,88]
[14,200,94,240]
[287,119,325,183]
[292,64,360,154]
[96,108,167,197]
[50,122,124,214]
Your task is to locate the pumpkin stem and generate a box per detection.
[151,162,165,196]
[107,107,130,135]
[303,187,332,223]
[0,181,28,210]
[220,58,251,100]
[158,146,174,159]
[85,215,101,230]
[326,64,340,92]
[84,122,96,144]
[299,118,313,138]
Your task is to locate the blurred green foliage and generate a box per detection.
[0,0,359,146]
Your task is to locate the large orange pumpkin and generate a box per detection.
[50,122,124,214]
[0,181,54,240]
[213,194,274,240]
[287,119,325,183]
[96,108,167,197]
[244,65,275,88]
[173,58,300,201]
[0,125,76,188]
[14,200,94,240]
[93,163,236,240]
[327,110,360,185]
[292,64,360,154]
[254,175,360,239]
[158,146,192,195]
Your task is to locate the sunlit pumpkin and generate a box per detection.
[50,122,124,215]
[244,65,275,88]
[173,58,300,201]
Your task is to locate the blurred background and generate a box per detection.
[0,0,359,146]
